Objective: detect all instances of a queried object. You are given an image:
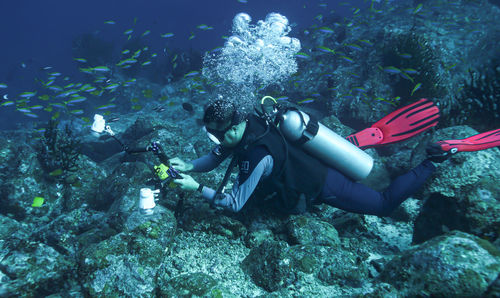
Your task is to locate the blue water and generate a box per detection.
[0,0,364,129]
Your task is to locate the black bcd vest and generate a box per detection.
[232,114,328,212]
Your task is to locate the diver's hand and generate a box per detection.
[168,157,194,172]
[173,173,199,192]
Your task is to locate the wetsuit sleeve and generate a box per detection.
[190,145,231,172]
[200,154,274,212]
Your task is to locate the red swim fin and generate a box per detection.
[437,128,500,153]
[346,98,440,148]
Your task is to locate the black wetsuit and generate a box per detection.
[191,144,436,216]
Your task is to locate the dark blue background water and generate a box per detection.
[0,0,364,129]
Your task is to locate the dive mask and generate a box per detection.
[203,110,243,144]
[203,122,232,145]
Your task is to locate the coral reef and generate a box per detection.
[381,31,445,104]
[36,119,81,184]
[452,66,500,131]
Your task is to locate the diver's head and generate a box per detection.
[203,99,247,147]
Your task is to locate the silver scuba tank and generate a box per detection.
[278,109,373,181]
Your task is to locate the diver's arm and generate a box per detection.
[190,145,231,172]
[201,155,274,212]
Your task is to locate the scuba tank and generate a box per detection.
[260,96,373,181]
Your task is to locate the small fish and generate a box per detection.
[48,112,59,120]
[2,94,8,100]
[410,83,422,96]
[413,3,423,14]
[92,66,111,72]
[348,72,360,78]
[107,117,120,123]
[402,68,419,74]
[318,26,334,34]
[344,43,362,51]
[383,66,402,74]
[151,53,158,58]
[339,56,354,63]
[132,49,142,58]
[0,83,8,88]
[398,53,412,59]
[182,102,194,112]
[161,32,174,38]
[124,29,133,35]
[49,168,63,176]
[123,78,137,85]
[122,49,130,55]
[209,47,222,54]
[445,63,458,71]
[153,106,166,112]
[197,24,213,30]
[116,58,137,66]
[352,86,366,93]
[317,46,335,54]
[188,32,196,40]
[184,71,200,78]
[1,101,14,106]
[96,103,117,110]
[32,196,45,207]
[142,30,151,37]
[50,103,66,109]
[295,52,310,59]
[358,39,373,46]
[19,91,37,99]
[104,20,116,25]
[82,86,97,92]
[399,72,415,83]
[36,93,51,103]
[70,109,84,115]
[24,113,39,118]
[47,85,63,92]
[104,83,120,90]
[66,97,87,104]
[141,61,152,66]
[29,105,44,110]
[79,67,93,74]
[298,98,315,104]
[74,58,87,63]
[237,0,248,3]
[142,89,153,98]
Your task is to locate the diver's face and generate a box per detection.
[205,121,245,148]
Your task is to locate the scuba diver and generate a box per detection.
[170,97,500,216]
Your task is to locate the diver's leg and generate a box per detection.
[319,160,436,216]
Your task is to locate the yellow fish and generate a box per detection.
[32,196,44,207]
